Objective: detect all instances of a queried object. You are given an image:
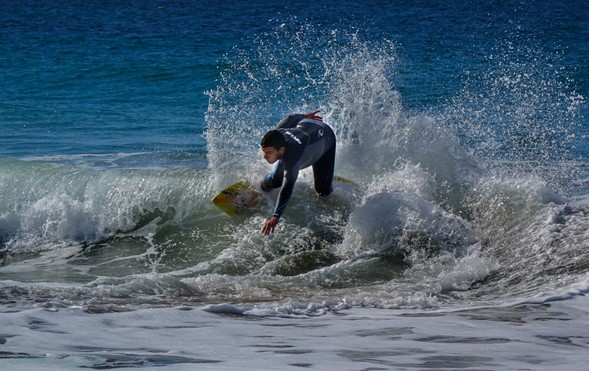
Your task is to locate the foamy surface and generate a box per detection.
[1,289,588,370]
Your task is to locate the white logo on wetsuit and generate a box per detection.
[318,129,324,137]
[284,130,302,145]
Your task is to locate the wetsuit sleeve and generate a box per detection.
[275,114,305,129]
[272,166,299,217]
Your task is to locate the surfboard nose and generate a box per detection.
[212,181,261,216]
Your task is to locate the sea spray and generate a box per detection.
[444,26,585,191]
[204,24,401,186]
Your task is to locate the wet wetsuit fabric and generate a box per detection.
[262,114,336,218]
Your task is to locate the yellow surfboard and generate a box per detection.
[211,181,261,216]
[212,176,359,216]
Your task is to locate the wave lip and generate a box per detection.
[0,158,211,252]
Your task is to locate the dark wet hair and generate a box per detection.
[260,130,286,149]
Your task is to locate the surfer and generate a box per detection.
[260,110,336,235]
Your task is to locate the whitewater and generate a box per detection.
[1,0,588,369]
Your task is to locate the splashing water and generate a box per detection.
[200,21,588,310]
[0,19,586,313]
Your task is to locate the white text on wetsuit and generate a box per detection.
[284,130,302,145]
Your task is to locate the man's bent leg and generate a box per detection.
[312,145,335,196]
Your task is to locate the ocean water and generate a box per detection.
[1,0,588,369]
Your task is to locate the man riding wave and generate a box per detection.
[259,110,336,235]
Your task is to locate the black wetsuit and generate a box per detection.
[262,114,336,217]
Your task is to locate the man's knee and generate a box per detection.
[318,190,332,197]
[315,185,333,197]
[261,173,281,192]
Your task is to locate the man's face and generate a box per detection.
[261,146,284,164]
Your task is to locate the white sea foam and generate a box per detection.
[0,289,587,370]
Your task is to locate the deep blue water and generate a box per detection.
[1,0,586,163]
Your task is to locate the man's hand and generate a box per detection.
[304,110,323,121]
[262,215,280,235]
